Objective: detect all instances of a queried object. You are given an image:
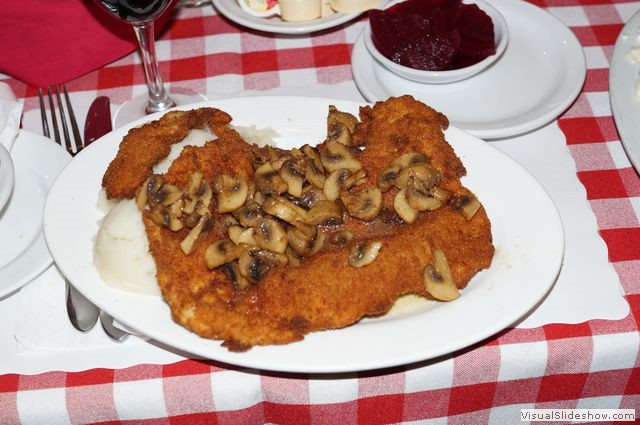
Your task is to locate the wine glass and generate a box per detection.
[92,0,206,128]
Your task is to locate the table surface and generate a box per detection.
[1,0,640,423]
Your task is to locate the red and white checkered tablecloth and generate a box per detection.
[1,0,640,423]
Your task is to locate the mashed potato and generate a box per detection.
[93,199,159,296]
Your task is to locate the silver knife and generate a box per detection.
[63,97,114,332]
[82,97,130,341]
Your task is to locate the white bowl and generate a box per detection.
[364,0,509,84]
[0,143,14,213]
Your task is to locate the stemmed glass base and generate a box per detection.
[113,90,207,129]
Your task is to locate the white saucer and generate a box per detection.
[610,8,640,172]
[0,143,13,213]
[213,0,362,34]
[0,131,70,298]
[352,0,586,139]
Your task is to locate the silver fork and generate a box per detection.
[39,85,129,342]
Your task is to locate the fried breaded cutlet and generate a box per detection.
[101,96,494,351]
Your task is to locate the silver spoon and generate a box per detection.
[66,281,100,332]
[99,310,130,342]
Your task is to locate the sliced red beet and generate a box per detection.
[370,9,431,59]
[455,4,496,58]
[397,30,461,70]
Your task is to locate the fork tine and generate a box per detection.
[46,87,62,146]
[38,88,50,138]
[62,84,83,154]
[54,85,74,155]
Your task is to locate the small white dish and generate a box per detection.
[352,0,585,139]
[213,0,363,34]
[0,131,70,298]
[364,0,508,84]
[610,8,640,172]
[0,143,14,213]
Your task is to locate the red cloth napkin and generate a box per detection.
[0,0,174,88]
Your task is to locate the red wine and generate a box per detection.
[95,0,172,24]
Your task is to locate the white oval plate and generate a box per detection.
[352,0,586,139]
[44,96,563,373]
[610,8,640,172]
[213,0,362,34]
[0,131,70,298]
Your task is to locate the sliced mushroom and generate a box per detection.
[167,199,185,231]
[377,165,400,192]
[323,169,351,201]
[238,249,271,283]
[136,177,151,210]
[307,230,326,256]
[147,205,170,228]
[405,177,442,211]
[254,250,289,267]
[328,105,357,134]
[254,162,288,195]
[452,195,482,220]
[296,185,326,209]
[145,175,165,206]
[423,248,459,301]
[331,230,353,246]
[279,158,305,197]
[320,141,362,173]
[327,120,352,146]
[344,169,367,187]
[232,201,263,227]
[228,225,257,246]
[285,248,304,267]
[214,175,249,213]
[261,195,307,225]
[431,186,452,203]
[393,188,418,223]
[180,214,212,255]
[253,218,288,254]
[221,262,252,290]
[305,200,344,225]
[147,199,183,232]
[287,226,316,256]
[340,187,382,221]
[395,163,441,190]
[348,241,382,267]
[141,177,182,208]
[221,215,239,230]
[184,172,208,214]
[392,152,428,169]
[301,145,324,173]
[183,211,202,229]
[204,239,243,269]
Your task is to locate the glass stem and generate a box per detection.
[132,22,176,114]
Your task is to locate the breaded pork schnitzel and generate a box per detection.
[101,96,494,350]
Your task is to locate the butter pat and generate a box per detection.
[279,0,322,21]
[330,0,378,13]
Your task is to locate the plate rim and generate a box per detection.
[0,142,14,213]
[352,0,586,139]
[609,8,640,172]
[0,130,70,298]
[212,0,362,34]
[43,96,564,373]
